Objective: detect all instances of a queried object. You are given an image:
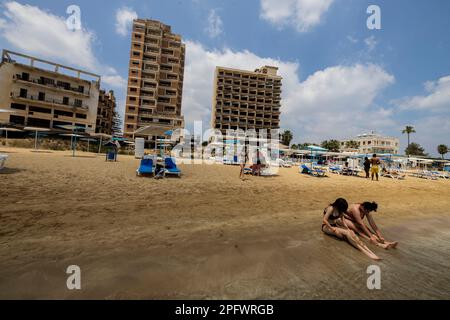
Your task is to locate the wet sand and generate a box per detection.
[0,147,449,299]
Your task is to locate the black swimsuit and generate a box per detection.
[322,206,342,231]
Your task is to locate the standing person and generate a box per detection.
[370,154,381,181]
[239,146,249,179]
[364,157,371,179]
[253,149,262,176]
[322,198,381,260]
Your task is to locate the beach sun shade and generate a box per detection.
[0,108,17,113]
[56,125,86,131]
[80,137,97,152]
[91,133,112,154]
[24,127,50,150]
[59,133,85,157]
[0,127,23,143]
[305,145,327,167]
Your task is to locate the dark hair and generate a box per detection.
[365,157,369,161]
[362,201,378,212]
[331,198,348,214]
[373,154,377,157]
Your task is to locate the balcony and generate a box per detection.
[11,92,89,110]
[13,74,90,97]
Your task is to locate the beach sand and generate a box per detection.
[0,147,449,299]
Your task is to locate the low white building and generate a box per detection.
[340,133,400,155]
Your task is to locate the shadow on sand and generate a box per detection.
[0,167,25,175]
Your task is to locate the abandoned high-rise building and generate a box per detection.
[0,50,101,132]
[96,89,116,135]
[211,66,282,137]
[123,19,185,139]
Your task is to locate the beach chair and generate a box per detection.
[0,154,8,171]
[164,157,181,177]
[300,164,326,177]
[136,158,154,176]
[106,151,117,162]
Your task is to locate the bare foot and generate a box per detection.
[387,241,398,249]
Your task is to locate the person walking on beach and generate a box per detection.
[370,154,381,181]
[364,157,371,179]
[239,146,249,179]
[322,198,381,260]
[343,202,398,249]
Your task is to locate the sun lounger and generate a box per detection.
[136,158,154,176]
[382,170,406,180]
[164,157,181,177]
[300,164,327,177]
[0,154,8,170]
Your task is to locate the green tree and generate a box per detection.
[321,140,341,152]
[437,144,449,159]
[290,144,299,150]
[345,140,360,149]
[405,142,428,157]
[402,125,416,151]
[281,130,293,147]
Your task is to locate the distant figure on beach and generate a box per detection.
[239,146,249,179]
[364,157,371,179]
[344,202,398,249]
[370,154,381,181]
[322,198,381,260]
[252,149,263,176]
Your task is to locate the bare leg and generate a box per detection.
[344,219,397,249]
[323,225,381,260]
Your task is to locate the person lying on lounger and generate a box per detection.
[322,198,381,260]
[342,202,398,249]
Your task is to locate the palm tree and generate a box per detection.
[437,144,449,159]
[281,130,293,147]
[345,140,360,150]
[402,125,416,153]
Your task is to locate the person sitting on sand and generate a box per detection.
[343,202,398,249]
[322,198,381,260]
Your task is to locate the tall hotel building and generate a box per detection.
[123,19,185,139]
[211,66,282,137]
[0,50,100,131]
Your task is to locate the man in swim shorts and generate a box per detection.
[370,154,381,181]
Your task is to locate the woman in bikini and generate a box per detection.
[343,202,398,249]
[322,198,381,260]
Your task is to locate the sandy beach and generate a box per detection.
[0,147,449,299]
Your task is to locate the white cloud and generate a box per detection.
[115,7,137,37]
[205,9,223,38]
[364,35,378,52]
[102,75,128,89]
[0,1,98,70]
[260,0,334,32]
[183,41,395,142]
[394,76,450,112]
[347,35,358,44]
[0,1,126,90]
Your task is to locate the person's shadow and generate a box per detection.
[0,167,25,175]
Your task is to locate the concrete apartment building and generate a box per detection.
[96,89,116,135]
[211,66,282,137]
[0,50,100,132]
[123,19,185,139]
[340,133,400,155]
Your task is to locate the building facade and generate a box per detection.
[123,19,185,139]
[0,50,100,132]
[211,66,282,137]
[96,89,116,135]
[340,133,400,154]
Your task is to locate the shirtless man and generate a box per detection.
[342,202,398,249]
[370,154,381,181]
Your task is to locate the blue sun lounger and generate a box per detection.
[136,158,154,176]
[164,157,181,177]
[300,164,326,177]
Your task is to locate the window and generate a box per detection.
[75,113,87,119]
[78,85,84,93]
[63,97,69,105]
[10,103,26,110]
[74,99,83,107]
[10,115,25,125]
[29,106,51,114]
[21,72,29,81]
[38,92,45,101]
[20,88,27,98]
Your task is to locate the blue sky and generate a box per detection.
[1,0,449,156]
